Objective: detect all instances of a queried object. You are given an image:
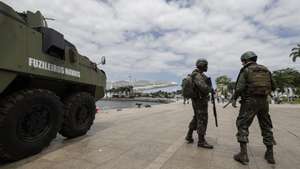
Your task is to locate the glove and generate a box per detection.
[231,99,237,108]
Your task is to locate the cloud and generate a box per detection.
[4,0,300,83]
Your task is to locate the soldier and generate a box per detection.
[232,51,276,165]
[185,59,213,149]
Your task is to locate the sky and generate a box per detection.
[4,0,300,84]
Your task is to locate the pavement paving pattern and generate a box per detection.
[1,102,300,169]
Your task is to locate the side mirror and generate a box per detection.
[100,56,106,65]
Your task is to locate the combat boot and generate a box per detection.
[197,135,213,149]
[264,145,275,164]
[234,143,249,165]
[185,129,194,143]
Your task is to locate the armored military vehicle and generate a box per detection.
[0,2,106,161]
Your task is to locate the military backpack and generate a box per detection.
[246,64,272,96]
[181,74,197,99]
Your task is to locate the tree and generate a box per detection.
[215,75,232,98]
[215,75,231,86]
[272,68,300,93]
[290,44,300,62]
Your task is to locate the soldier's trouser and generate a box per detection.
[236,97,274,146]
[188,98,208,136]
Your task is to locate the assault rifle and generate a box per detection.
[207,78,218,127]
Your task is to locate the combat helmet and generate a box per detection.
[195,58,208,67]
[241,51,257,61]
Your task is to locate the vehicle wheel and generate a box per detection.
[59,92,96,138]
[0,89,63,161]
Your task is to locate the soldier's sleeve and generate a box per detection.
[233,71,246,100]
[193,73,211,95]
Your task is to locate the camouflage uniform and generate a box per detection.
[188,69,210,136]
[185,59,213,148]
[232,53,276,164]
[233,62,275,146]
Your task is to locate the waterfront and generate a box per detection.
[98,85,178,110]
[96,100,161,110]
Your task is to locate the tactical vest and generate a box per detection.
[245,64,272,96]
[181,74,197,99]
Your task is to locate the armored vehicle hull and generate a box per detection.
[0,2,106,161]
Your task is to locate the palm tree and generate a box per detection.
[215,75,231,98]
[290,44,300,62]
[272,68,300,92]
[215,75,231,86]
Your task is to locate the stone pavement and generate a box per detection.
[1,102,300,169]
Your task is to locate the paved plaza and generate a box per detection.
[0,102,300,169]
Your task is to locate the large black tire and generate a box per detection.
[59,92,96,138]
[0,89,63,161]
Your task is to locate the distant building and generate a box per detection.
[106,80,178,92]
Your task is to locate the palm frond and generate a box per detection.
[292,55,297,62]
[290,52,298,56]
[289,44,300,62]
[292,54,300,62]
[292,53,300,57]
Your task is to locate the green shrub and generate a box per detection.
[290,98,300,104]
